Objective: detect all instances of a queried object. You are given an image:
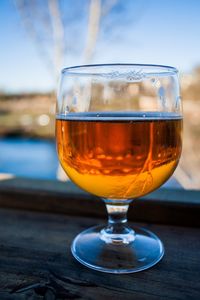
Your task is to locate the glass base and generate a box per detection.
[71,225,164,274]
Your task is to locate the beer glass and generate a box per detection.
[56,64,182,273]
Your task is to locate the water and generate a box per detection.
[0,137,58,179]
[0,137,182,188]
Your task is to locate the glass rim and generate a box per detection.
[61,63,178,77]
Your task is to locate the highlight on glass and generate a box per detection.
[56,64,182,274]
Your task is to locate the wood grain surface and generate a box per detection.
[0,207,200,300]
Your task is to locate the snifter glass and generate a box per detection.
[56,64,182,273]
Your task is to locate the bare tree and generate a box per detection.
[48,0,65,79]
[15,0,119,86]
[15,0,65,81]
[82,0,101,64]
[15,0,120,179]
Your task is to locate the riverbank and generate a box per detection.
[1,92,200,189]
[0,93,55,138]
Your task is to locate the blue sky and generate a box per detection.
[1,0,200,93]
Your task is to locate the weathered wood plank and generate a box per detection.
[0,208,200,299]
[0,177,200,226]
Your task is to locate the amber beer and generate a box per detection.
[56,112,182,199]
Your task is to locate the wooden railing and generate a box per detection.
[0,177,200,299]
[0,177,200,226]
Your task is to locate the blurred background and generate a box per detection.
[0,0,200,189]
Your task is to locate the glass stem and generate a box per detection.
[101,202,135,244]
